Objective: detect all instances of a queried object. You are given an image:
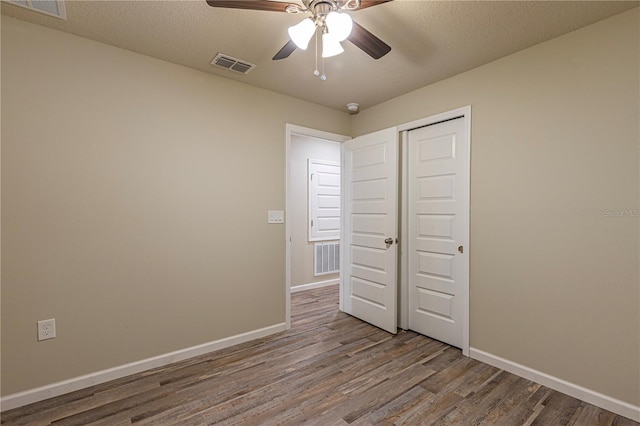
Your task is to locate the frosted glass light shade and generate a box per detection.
[326,11,353,42]
[322,32,344,58]
[288,18,316,50]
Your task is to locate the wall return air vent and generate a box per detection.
[314,242,340,277]
[210,53,257,75]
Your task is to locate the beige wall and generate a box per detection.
[353,9,639,406]
[0,16,350,395]
[290,134,340,287]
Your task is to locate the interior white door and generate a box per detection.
[408,117,468,348]
[341,127,398,334]
[308,160,341,241]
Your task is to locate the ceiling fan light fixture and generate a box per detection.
[288,18,316,50]
[322,32,344,58]
[325,11,353,42]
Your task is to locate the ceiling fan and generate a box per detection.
[206,0,392,62]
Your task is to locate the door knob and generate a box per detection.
[385,238,394,247]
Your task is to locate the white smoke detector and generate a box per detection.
[346,103,360,114]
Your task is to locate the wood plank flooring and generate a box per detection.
[2,285,637,425]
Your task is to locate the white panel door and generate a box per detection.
[342,127,398,334]
[408,117,468,348]
[308,160,340,241]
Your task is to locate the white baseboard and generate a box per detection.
[1,323,286,412]
[291,278,339,293]
[469,347,640,422]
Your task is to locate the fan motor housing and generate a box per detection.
[311,0,336,16]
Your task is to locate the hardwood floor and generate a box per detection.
[2,285,637,425]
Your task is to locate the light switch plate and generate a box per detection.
[268,210,284,224]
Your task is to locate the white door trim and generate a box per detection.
[285,124,350,329]
[399,130,410,331]
[398,106,471,356]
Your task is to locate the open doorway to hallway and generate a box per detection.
[285,125,349,329]
[290,133,341,292]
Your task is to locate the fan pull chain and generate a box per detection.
[310,26,326,80]
[313,29,320,77]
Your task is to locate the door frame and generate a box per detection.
[398,106,471,356]
[285,124,350,329]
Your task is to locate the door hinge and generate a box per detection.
[310,173,313,181]
[311,220,314,227]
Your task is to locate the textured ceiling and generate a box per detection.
[2,0,638,112]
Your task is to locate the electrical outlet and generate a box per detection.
[37,318,56,341]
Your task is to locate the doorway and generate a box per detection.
[285,124,350,329]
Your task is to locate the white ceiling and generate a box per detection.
[2,0,638,112]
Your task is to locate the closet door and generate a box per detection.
[408,117,468,348]
[341,127,398,334]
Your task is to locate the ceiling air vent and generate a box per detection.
[210,53,257,75]
[4,0,66,19]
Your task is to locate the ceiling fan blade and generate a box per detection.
[273,40,297,60]
[355,0,393,11]
[206,0,295,12]
[348,21,391,59]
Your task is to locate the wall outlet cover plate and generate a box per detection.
[37,318,56,341]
